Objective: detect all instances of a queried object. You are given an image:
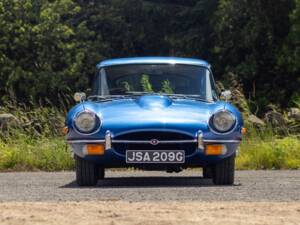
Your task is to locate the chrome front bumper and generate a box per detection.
[67,130,241,151]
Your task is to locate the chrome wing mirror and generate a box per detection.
[220,90,232,102]
[74,92,86,103]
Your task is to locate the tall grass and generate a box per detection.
[237,126,300,170]
[0,104,299,171]
[0,133,73,171]
[0,133,299,171]
[0,103,74,171]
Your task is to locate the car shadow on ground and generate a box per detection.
[61,176,240,189]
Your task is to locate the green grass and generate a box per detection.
[0,135,73,171]
[236,125,300,169]
[237,136,300,170]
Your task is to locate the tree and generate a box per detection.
[213,0,295,113]
[0,0,84,104]
[279,0,300,102]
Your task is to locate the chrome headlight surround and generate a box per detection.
[209,110,236,134]
[73,111,101,135]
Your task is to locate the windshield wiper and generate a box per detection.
[164,94,211,102]
[124,92,211,102]
[88,93,211,103]
[125,91,156,96]
[87,95,131,102]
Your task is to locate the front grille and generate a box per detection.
[112,131,197,156]
[114,131,194,141]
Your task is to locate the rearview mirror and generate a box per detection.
[74,92,86,102]
[220,90,232,102]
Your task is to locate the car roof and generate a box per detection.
[97,57,211,69]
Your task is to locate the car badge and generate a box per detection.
[150,139,159,146]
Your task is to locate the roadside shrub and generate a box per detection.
[0,103,66,138]
[0,135,73,171]
[237,137,300,170]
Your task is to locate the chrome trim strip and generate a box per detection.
[97,57,209,69]
[203,139,241,143]
[105,130,112,150]
[67,139,240,144]
[111,140,197,144]
[68,140,105,144]
[197,131,204,149]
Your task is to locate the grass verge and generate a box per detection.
[0,135,73,171]
[0,134,299,171]
[237,136,300,170]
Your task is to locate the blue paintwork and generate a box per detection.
[97,57,211,69]
[66,57,243,168]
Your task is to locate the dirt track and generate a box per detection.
[0,170,300,224]
[1,201,300,225]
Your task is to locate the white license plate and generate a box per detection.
[126,150,185,164]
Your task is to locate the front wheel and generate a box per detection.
[75,155,104,186]
[212,155,235,185]
[203,167,213,178]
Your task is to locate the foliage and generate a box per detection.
[161,80,174,94]
[121,81,131,92]
[279,0,300,74]
[213,0,296,113]
[0,135,73,171]
[236,125,300,170]
[292,95,300,108]
[0,104,72,171]
[0,0,298,113]
[140,74,153,92]
[0,0,87,105]
[237,136,300,170]
[0,102,67,137]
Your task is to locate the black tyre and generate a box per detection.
[98,166,105,180]
[212,155,235,185]
[203,167,213,178]
[75,155,99,186]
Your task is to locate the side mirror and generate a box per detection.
[74,92,86,102]
[220,90,232,102]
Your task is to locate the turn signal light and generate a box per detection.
[86,144,105,155]
[205,145,226,155]
[62,126,69,135]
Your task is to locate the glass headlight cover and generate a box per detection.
[74,111,100,133]
[211,110,236,133]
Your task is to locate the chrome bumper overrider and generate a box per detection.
[67,130,241,150]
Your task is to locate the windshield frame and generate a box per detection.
[92,64,218,102]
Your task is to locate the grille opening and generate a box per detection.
[114,131,194,141]
[113,131,197,156]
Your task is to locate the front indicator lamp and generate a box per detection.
[83,144,105,155]
[205,145,227,156]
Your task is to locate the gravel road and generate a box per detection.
[0,170,299,202]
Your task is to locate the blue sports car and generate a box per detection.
[65,57,244,186]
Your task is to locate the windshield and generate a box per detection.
[93,64,216,101]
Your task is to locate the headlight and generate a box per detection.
[211,110,236,133]
[74,111,100,134]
